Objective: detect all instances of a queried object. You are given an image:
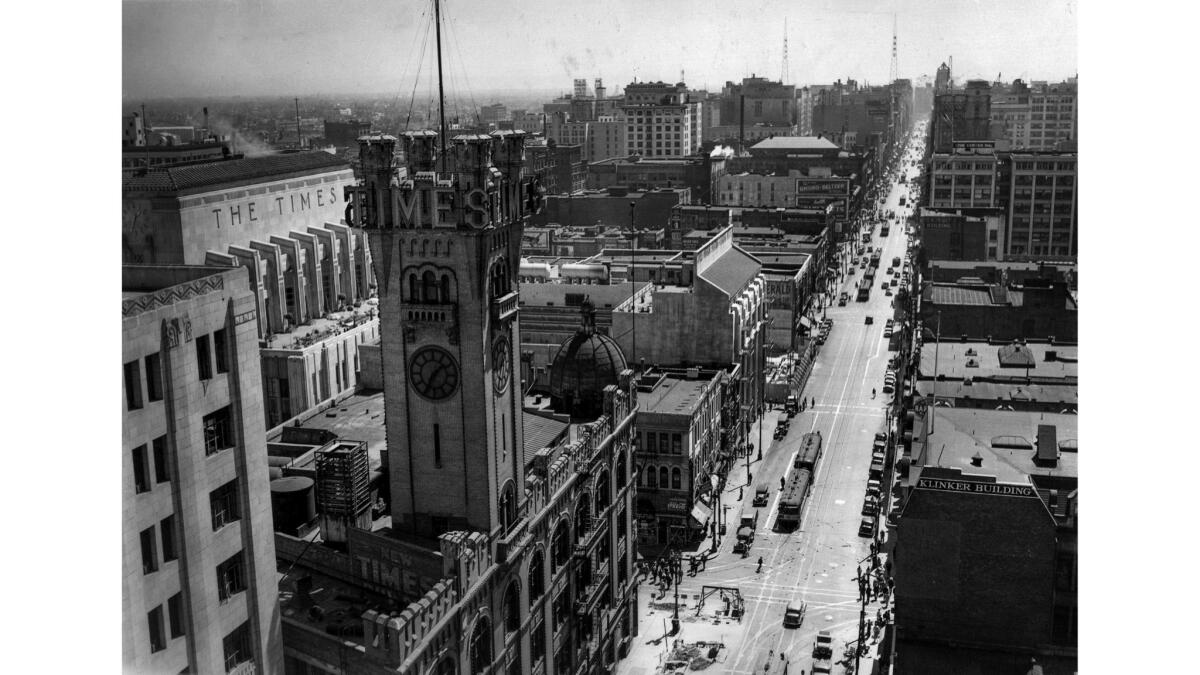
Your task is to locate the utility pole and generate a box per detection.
[630,201,638,370]
[294,97,303,149]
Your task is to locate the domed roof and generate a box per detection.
[549,299,627,420]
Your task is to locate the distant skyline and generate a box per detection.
[123,0,1077,100]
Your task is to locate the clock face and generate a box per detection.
[492,337,512,394]
[409,347,460,401]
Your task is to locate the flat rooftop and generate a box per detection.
[917,408,1078,482]
[918,341,1077,381]
[749,136,840,152]
[278,560,397,643]
[638,376,711,417]
[278,391,387,471]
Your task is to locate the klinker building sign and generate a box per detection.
[916,477,1037,498]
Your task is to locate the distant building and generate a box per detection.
[928,141,1000,209]
[1000,152,1077,260]
[122,141,230,175]
[124,113,147,147]
[534,188,688,232]
[323,119,372,146]
[718,76,797,131]
[621,81,702,158]
[989,79,1077,151]
[930,80,993,153]
[586,156,719,203]
[122,265,282,674]
[480,102,509,124]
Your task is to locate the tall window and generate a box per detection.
[195,334,212,381]
[168,592,186,639]
[203,406,233,456]
[646,465,657,488]
[145,352,163,402]
[159,514,178,562]
[223,622,251,671]
[433,424,442,467]
[504,582,521,634]
[646,432,656,454]
[147,605,166,653]
[469,617,493,673]
[528,549,546,602]
[213,328,229,374]
[210,479,241,530]
[216,551,246,602]
[124,360,144,410]
[659,466,669,489]
[671,468,682,490]
[132,445,150,494]
[152,436,169,484]
[672,434,682,454]
[140,526,158,574]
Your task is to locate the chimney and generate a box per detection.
[970,451,983,467]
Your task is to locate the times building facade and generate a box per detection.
[276,130,639,674]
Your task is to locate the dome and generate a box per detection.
[549,299,627,420]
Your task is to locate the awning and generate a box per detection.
[798,316,814,330]
[690,502,712,525]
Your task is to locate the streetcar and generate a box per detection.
[775,468,812,531]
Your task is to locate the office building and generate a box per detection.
[122,265,282,674]
[1001,152,1077,260]
[620,81,702,158]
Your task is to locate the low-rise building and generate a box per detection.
[919,278,1077,342]
[633,367,732,551]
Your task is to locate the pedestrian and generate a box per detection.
[757,556,764,573]
[780,477,785,491]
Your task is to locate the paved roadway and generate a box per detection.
[622,126,928,675]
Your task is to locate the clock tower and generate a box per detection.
[346,130,543,538]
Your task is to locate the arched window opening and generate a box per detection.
[422,271,438,303]
[527,549,546,602]
[504,582,520,634]
[671,467,682,490]
[469,617,492,674]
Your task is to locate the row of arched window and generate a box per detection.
[641,464,683,490]
[408,270,454,304]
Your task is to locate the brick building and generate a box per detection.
[920,278,1077,342]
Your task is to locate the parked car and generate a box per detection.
[858,517,875,538]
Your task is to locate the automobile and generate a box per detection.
[881,282,889,291]
[867,478,882,495]
[862,496,878,516]
[882,382,894,394]
[885,288,893,297]
[753,483,770,507]
[858,517,876,538]
[875,432,887,442]
[891,279,899,287]
[783,601,807,628]
[883,329,892,338]
[864,316,873,325]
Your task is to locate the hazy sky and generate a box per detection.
[123,0,1077,99]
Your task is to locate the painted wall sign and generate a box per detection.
[915,477,1037,497]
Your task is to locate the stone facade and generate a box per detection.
[122,265,282,674]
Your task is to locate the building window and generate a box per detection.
[646,432,657,454]
[125,360,144,410]
[659,432,669,454]
[152,436,170,483]
[210,479,241,530]
[646,465,657,488]
[196,334,212,381]
[148,605,166,653]
[433,424,442,467]
[214,328,229,374]
[145,352,163,402]
[223,622,252,672]
[672,434,682,454]
[140,526,158,574]
[168,592,185,639]
[659,466,669,488]
[216,551,246,602]
[203,406,233,456]
[671,468,682,489]
[132,445,151,493]
[160,514,178,562]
